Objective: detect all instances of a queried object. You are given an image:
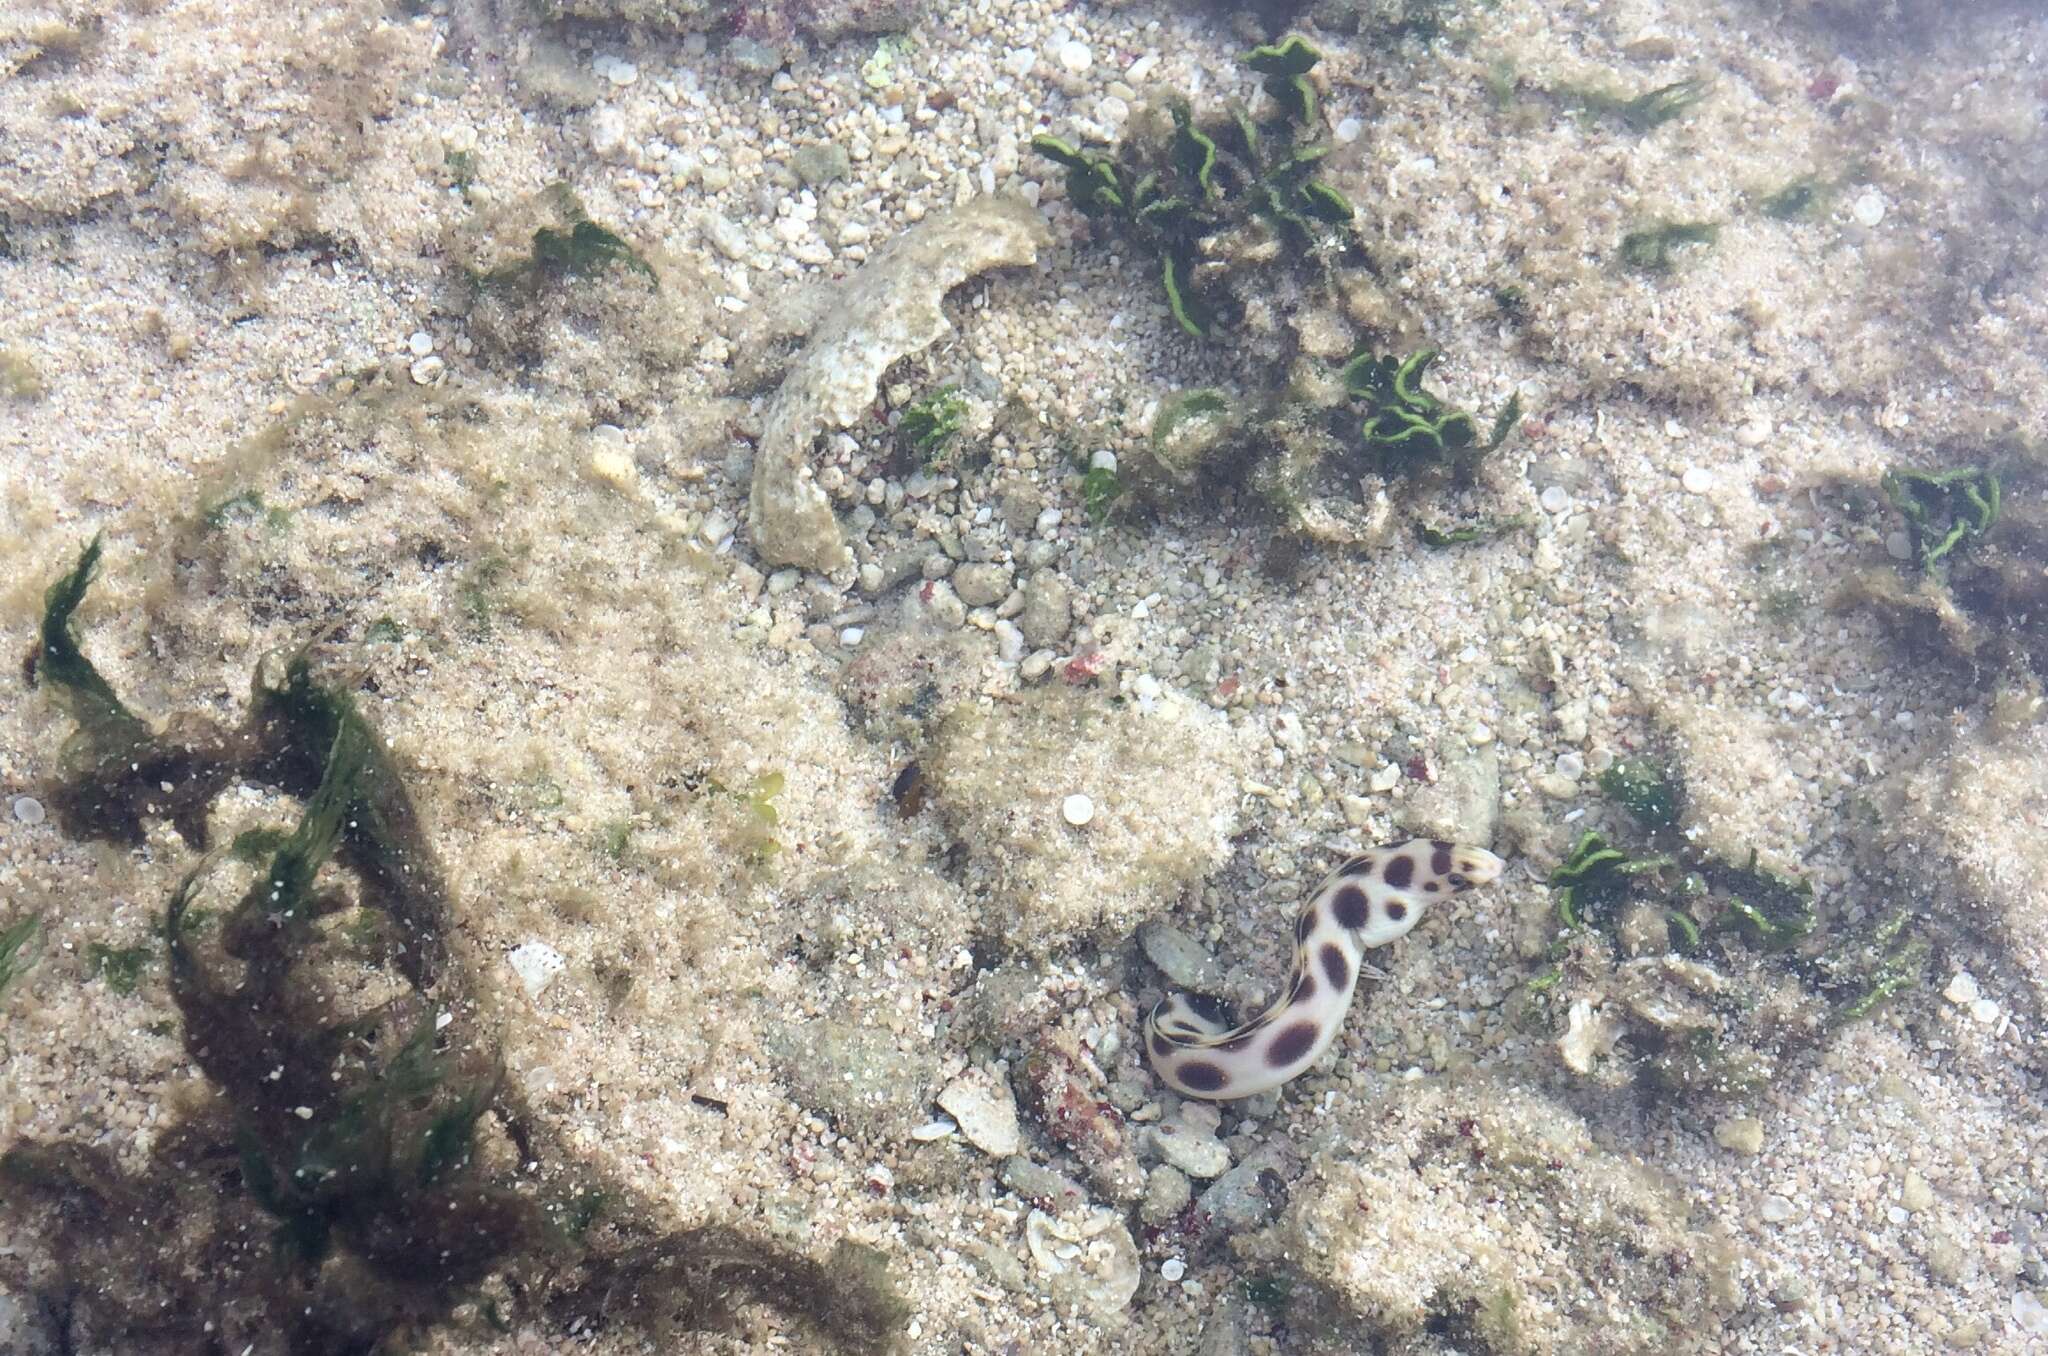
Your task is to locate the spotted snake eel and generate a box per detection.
[1145,839,1505,1100]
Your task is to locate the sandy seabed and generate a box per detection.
[3,0,2047,1352]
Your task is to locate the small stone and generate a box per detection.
[792,142,853,187]
[937,1068,1023,1157]
[408,355,445,386]
[1090,448,1118,473]
[1902,1169,1934,1213]
[589,445,636,489]
[407,330,434,357]
[1020,649,1056,681]
[1944,971,1979,1005]
[1062,793,1094,827]
[1715,1117,1765,1155]
[1146,1123,1230,1179]
[1555,751,1585,780]
[699,163,734,192]
[1681,466,1714,494]
[1886,531,1915,561]
[726,36,783,74]
[994,620,1026,662]
[910,1117,957,1142]
[593,54,638,86]
[1003,46,1038,78]
[1138,920,1225,993]
[1760,1194,1797,1223]
[589,106,628,158]
[1019,572,1073,648]
[1970,997,2000,1024]
[1001,1155,1087,1209]
[840,626,865,648]
[953,562,1014,607]
[1195,1145,1289,1233]
[1534,773,1579,800]
[1140,1164,1192,1225]
[506,941,566,999]
[1334,116,1362,144]
[1160,1258,1186,1282]
[11,796,45,826]
[2013,1290,2048,1336]
[1369,763,1402,792]
[1057,39,1093,73]
[701,213,749,261]
[1539,485,1571,514]
[1852,190,1886,227]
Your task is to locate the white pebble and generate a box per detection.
[840,627,865,648]
[1468,722,1494,746]
[1555,751,1585,780]
[1334,116,1363,144]
[407,330,434,357]
[1539,485,1571,514]
[2014,1290,2048,1336]
[1003,46,1038,78]
[1760,1194,1796,1223]
[589,106,628,158]
[1035,507,1063,536]
[1062,793,1095,827]
[1852,190,1886,227]
[1161,1258,1187,1282]
[1681,466,1714,494]
[910,1118,958,1142]
[408,355,445,386]
[1058,39,1093,73]
[506,941,566,999]
[593,54,638,87]
[1944,971,1979,1005]
[1970,997,2000,1024]
[11,795,45,825]
[1886,531,1914,561]
[1090,449,1118,473]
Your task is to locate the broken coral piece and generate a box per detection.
[747,195,1049,570]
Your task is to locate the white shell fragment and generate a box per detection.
[1061,793,1095,827]
[935,1068,1023,1157]
[506,941,566,999]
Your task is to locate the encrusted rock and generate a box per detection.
[1263,1074,1730,1350]
[924,686,1248,950]
[765,1019,927,1139]
[1141,1164,1193,1225]
[1020,1029,1143,1201]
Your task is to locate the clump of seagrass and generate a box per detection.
[1515,755,1931,1100]
[5,536,909,1355]
[1031,37,1519,555]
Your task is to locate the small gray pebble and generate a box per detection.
[1138,920,1225,993]
[1000,1155,1087,1210]
[952,562,1014,608]
[11,796,45,826]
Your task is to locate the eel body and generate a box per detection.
[1145,839,1505,1100]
